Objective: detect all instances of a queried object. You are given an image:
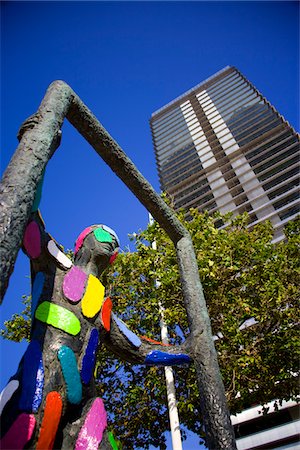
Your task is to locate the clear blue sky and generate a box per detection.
[1,1,299,448]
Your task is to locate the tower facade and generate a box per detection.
[150,66,299,241]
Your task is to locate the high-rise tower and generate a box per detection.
[150,66,299,241]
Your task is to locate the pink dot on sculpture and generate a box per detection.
[63,266,87,303]
[0,413,36,449]
[23,221,41,259]
[75,398,107,450]
[74,226,93,254]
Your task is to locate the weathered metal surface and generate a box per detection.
[0,81,73,301]
[176,235,236,447]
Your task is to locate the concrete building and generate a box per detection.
[150,66,300,448]
[150,66,300,242]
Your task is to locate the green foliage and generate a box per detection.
[100,212,299,448]
[1,295,31,342]
[2,212,299,449]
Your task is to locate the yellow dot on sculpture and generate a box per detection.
[81,275,105,318]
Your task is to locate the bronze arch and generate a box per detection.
[0,81,236,449]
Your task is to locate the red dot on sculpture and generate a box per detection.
[23,221,41,259]
[109,251,118,265]
[36,391,62,450]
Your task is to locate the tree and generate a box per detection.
[2,211,299,449]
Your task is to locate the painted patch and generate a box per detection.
[23,221,41,259]
[101,297,113,331]
[47,240,73,269]
[31,170,45,212]
[94,228,113,243]
[141,336,171,346]
[102,225,120,246]
[19,340,44,413]
[81,275,105,318]
[75,398,107,450]
[109,251,118,265]
[74,226,93,254]
[0,413,36,449]
[63,266,87,303]
[112,314,142,348]
[35,301,81,335]
[31,272,45,319]
[145,351,191,366]
[81,329,99,385]
[58,346,82,404]
[36,391,62,450]
[32,357,44,412]
[0,379,19,415]
[108,431,119,450]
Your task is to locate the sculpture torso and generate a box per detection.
[0,212,190,450]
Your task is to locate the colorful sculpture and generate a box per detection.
[0,206,191,449]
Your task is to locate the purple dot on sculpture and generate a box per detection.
[63,266,87,303]
[0,413,36,450]
[23,221,41,259]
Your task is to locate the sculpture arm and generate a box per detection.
[102,313,191,367]
[22,210,72,274]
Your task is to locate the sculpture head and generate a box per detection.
[74,225,120,276]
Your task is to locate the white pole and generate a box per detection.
[159,304,183,450]
[149,214,183,450]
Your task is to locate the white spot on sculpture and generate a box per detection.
[47,240,73,269]
[0,380,19,416]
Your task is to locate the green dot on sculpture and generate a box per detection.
[35,302,81,335]
[94,228,113,243]
[108,431,119,450]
